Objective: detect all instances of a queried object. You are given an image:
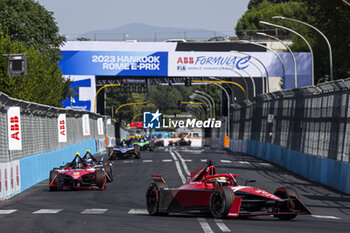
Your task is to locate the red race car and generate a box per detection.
[145,161,311,220]
[49,153,107,191]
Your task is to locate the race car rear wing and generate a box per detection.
[152,175,168,188]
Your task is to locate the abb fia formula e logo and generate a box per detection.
[7,107,22,150]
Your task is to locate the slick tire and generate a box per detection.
[49,170,59,191]
[274,187,298,220]
[104,163,113,182]
[145,183,168,216]
[95,169,106,189]
[210,187,235,219]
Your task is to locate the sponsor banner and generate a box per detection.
[96,138,106,153]
[60,41,177,52]
[59,51,168,76]
[0,160,21,200]
[82,114,91,136]
[61,75,96,112]
[169,51,312,88]
[58,114,67,142]
[7,107,22,150]
[97,118,104,135]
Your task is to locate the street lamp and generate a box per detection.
[212,82,231,138]
[260,20,314,85]
[231,50,269,93]
[239,40,286,89]
[272,16,333,81]
[192,93,213,119]
[195,90,216,118]
[256,32,298,88]
[190,94,212,119]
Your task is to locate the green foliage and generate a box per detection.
[236,1,308,37]
[104,84,222,124]
[0,0,65,61]
[236,0,350,81]
[304,0,350,79]
[0,32,71,106]
[248,0,300,9]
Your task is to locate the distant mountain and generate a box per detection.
[77,23,231,42]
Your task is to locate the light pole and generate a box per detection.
[260,20,314,85]
[212,83,230,137]
[192,93,213,119]
[238,68,256,97]
[195,90,216,118]
[229,53,265,94]
[190,95,212,119]
[256,32,298,88]
[239,40,286,89]
[272,16,333,81]
[231,50,270,93]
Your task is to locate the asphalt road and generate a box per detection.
[1,148,350,233]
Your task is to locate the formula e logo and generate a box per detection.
[143,110,162,129]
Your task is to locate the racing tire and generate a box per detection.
[210,187,235,219]
[104,163,113,182]
[274,187,298,220]
[95,169,106,190]
[134,151,141,159]
[145,183,168,216]
[49,170,59,191]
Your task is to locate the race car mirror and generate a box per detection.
[245,178,256,186]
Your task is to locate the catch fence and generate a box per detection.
[0,91,116,163]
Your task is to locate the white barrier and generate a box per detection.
[0,160,21,200]
[162,138,202,147]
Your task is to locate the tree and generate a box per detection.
[235,0,350,81]
[0,31,71,107]
[304,0,350,79]
[248,0,300,9]
[0,0,65,61]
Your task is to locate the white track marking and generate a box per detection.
[142,160,153,163]
[81,209,107,214]
[220,160,232,163]
[215,219,231,232]
[162,159,172,162]
[197,218,214,233]
[0,209,17,214]
[259,163,271,166]
[174,151,191,175]
[238,161,250,165]
[169,151,186,183]
[312,215,341,220]
[33,209,62,214]
[184,159,192,162]
[123,161,134,163]
[201,159,208,162]
[128,209,148,214]
[171,151,229,233]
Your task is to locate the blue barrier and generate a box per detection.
[20,139,96,192]
[238,140,350,194]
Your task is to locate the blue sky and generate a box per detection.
[37,0,250,37]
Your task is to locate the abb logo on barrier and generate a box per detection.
[7,107,22,150]
[10,116,20,140]
[58,114,67,142]
[59,120,65,136]
[177,57,194,64]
